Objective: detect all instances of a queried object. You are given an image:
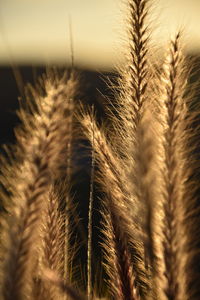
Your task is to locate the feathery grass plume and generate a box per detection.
[107,0,154,287]
[101,202,139,300]
[112,0,151,158]
[177,57,200,300]
[1,70,79,300]
[155,32,190,300]
[33,180,77,300]
[112,0,157,291]
[80,112,149,297]
[43,268,87,300]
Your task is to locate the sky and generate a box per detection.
[0,0,200,70]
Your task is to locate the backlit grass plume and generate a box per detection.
[0,70,79,300]
[1,0,200,300]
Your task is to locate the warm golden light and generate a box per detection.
[0,0,199,69]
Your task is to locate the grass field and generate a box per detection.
[1,1,200,299]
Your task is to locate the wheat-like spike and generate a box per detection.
[123,1,155,270]
[113,0,150,158]
[1,70,79,300]
[156,32,189,300]
[110,0,154,283]
[175,56,200,300]
[2,150,50,300]
[126,0,150,113]
[80,113,149,297]
[101,203,139,300]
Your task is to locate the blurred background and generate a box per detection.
[0,0,200,68]
[1,0,200,144]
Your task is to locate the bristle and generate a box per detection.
[101,203,139,300]
[87,127,95,300]
[156,33,190,300]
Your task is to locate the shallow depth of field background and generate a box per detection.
[0,0,200,69]
[0,0,200,144]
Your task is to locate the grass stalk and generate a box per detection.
[87,123,95,300]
